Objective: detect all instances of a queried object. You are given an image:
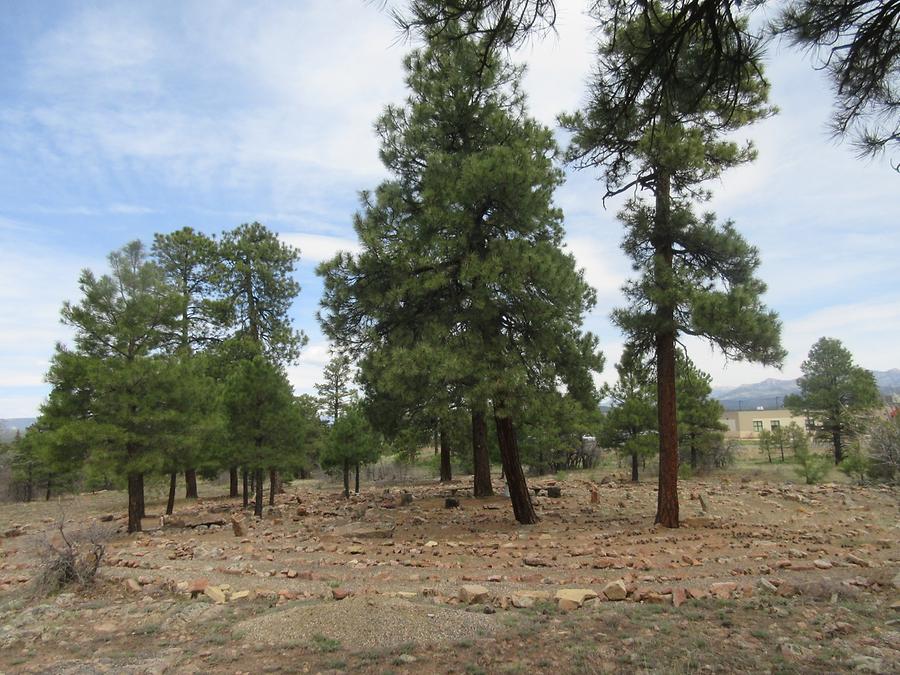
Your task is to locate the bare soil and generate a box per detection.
[0,468,897,674]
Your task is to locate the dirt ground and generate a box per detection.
[0,465,897,674]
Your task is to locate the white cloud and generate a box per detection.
[280,232,361,264]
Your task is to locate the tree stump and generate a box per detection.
[546,486,562,498]
[445,498,460,509]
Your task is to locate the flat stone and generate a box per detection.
[814,559,833,569]
[204,586,227,604]
[555,588,598,610]
[124,578,142,593]
[601,580,627,601]
[332,588,351,600]
[459,584,490,605]
[510,591,550,608]
[230,590,250,601]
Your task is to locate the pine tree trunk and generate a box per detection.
[166,472,177,515]
[137,473,146,519]
[185,468,199,499]
[354,463,360,494]
[342,459,350,498]
[654,168,679,529]
[439,426,452,483]
[254,469,264,517]
[45,475,52,501]
[242,468,249,508]
[833,429,843,464]
[269,469,277,506]
[472,408,493,497]
[299,467,309,480]
[127,473,143,533]
[631,452,639,482]
[229,466,239,497]
[494,409,538,525]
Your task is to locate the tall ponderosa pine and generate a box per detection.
[318,21,602,524]
[50,241,182,532]
[152,227,222,500]
[562,7,784,526]
[217,222,307,503]
[785,337,881,464]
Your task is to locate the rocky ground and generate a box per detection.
[0,470,897,674]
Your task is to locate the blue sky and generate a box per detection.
[1,1,897,419]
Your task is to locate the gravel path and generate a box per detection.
[233,596,499,650]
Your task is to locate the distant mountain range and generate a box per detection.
[0,418,36,442]
[712,369,900,411]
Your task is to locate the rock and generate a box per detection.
[709,582,737,599]
[846,553,871,567]
[524,557,550,567]
[124,578,142,593]
[231,515,247,537]
[555,588,598,610]
[459,585,490,605]
[424,541,438,548]
[757,578,778,593]
[601,580,628,601]
[398,654,417,664]
[546,487,562,498]
[590,489,599,504]
[230,590,250,601]
[814,559,833,569]
[204,586,227,604]
[672,587,687,608]
[99,514,115,522]
[511,591,550,608]
[333,522,395,539]
[332,588,351,600]
[399,492,413,506]
[445,498,460,509]
[893,571,900,591]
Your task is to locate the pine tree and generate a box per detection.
[152,227,224,499]
[216,222,308,501]
[315,351,355,422]
[561,7,784,527]
[676,354,726,472]
[318,20,602,524]
[785,337,881,464]
[600,354,657,483]
[46,241,182,532]
[320,405,381,498]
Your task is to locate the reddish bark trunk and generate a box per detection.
[654,168,679,528]
[269,469,277,506]
[342,458,350,498]
[242,468,249,508]
[631,452,639,482]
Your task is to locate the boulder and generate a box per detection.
[458,584,490,605]
[555,588,598,610]
[510,590,550,608]
[601,580,627,601]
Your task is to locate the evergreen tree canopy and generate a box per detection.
[218,222,307,365]
[318,22,602,523]
[785,337,881,464]
[560,6,781,527]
